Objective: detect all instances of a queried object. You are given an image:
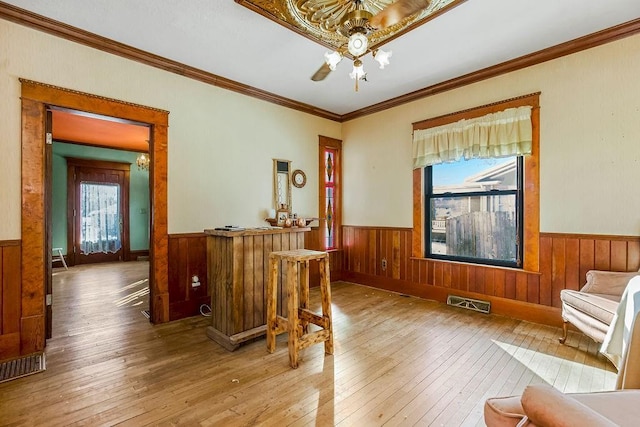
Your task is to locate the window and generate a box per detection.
[412,93,540,271]
[319,136,342,250]
[425,156,523,267]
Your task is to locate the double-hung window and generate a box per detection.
[425,156,523,267]
[413,98,539,270]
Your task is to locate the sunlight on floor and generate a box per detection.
[113,286,149,307]
[112,278,148,294]
[492,339,617,391]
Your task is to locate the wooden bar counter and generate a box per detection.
[204,227,310,351]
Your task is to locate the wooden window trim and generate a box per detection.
[412,93,540,272]
[319,136,342,251]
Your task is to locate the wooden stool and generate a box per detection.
[266,249,333,368]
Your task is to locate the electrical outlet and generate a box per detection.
[381,258,387,271]
[191,275,201,288]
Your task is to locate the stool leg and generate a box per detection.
[58,249,68,270]
[287,260,300,368]
[319,256,333,355]
[299,260,310,336]
[266,256,278,353]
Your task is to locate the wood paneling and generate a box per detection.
[167,233,209,321]
[341,226,640,326]
[0,240,21,360]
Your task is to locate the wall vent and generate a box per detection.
[446,295,491,314]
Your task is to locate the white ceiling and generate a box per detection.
[5,0,640,116]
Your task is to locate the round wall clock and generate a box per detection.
[292,169,307,188]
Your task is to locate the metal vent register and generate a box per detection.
[447,295,491,314]
[0,353,46,383]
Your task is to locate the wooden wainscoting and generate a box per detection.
[127,250,150,261]
[0,240,21,361]
[304,227,344,286]
[166,229,344,322]
[341,226,640,326]
[168,233,209,321]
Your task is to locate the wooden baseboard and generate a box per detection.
[342,271,562,328]
[169,296,211,321]
[128,250,149,261]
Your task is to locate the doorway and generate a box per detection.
[20,79,170,356]
[65,159,133,265]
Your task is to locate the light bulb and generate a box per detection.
[324,51,342,70]
[349,59,365,80]
[373,49,392,69]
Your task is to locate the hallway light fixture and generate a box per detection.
[136,153,150,171]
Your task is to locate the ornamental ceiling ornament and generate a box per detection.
[236,0,461,90]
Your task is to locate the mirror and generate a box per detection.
[273,159,292,213]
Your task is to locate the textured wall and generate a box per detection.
[342,34,640,236]
[0,19,341,239]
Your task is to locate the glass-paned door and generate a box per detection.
[71,164,128,265]
[80,182,122,254]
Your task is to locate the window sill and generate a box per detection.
[409,256,541,275]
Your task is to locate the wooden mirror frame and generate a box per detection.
[273,159,292,212]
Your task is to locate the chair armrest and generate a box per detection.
[521,385,616,427]
[580,270,639,296]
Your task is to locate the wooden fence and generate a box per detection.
[445,211,516,261]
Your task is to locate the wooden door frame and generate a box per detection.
[20,79,169,354]
[66,158,132,266]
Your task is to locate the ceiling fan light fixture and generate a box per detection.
[324,51,343,70]
[349,58,365,80]
[347,32,369,57]
[373,49,392,69]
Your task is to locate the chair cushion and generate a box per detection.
[581,270,639,296]
[560,290,619,326]
[571,390,640,426]
[484,395,526,427]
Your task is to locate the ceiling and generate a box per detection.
[51,109,150,152]
[4,0,640,118]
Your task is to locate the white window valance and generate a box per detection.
[412,106,533,169]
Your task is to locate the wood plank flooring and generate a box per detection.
[0,261,617,426]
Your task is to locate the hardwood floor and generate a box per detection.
[0,262,616,426]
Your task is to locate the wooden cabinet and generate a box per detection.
[204,227,309,351]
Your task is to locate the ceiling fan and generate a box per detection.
[310,0,431,87]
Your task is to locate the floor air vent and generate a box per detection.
[447,295,491,314]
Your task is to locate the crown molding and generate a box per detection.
[1,2,639,123]
[342,17,640,122]
[0,1,341,122]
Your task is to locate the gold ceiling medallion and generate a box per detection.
[238,0,458,50]
[236,0,461,90]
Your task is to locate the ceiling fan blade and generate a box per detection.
[311,62,332,82]
[369,0,431,30]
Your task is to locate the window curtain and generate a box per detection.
[413,106,533,169]
[80,182,122,254]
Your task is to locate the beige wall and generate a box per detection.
[342,34,640,236]
[2,18,639,240]
[0,20,341,239]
